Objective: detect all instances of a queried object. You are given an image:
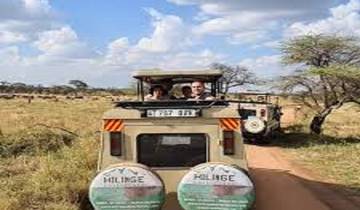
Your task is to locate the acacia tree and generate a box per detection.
[211,63,257,95]
[68,80,88,90]
[280,34,360,134]
[0,81,11,93]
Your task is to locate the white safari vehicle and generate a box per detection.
[89,70,255,210]
[238,94,281,144]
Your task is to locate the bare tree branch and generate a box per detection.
[211,63,257,95]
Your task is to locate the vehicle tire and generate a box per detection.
[178,163,255,210]
[243,137,253,144]
[275,126,282,133]
[255,135,271,145]
[89,163,165,210]
[244,117,265,134]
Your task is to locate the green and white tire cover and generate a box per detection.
[244,117,265,134]
[89,163,165,210]
[178,163,255,210]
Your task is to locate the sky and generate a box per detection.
[0,0,359,88]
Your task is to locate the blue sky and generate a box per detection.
[0,0,359,88]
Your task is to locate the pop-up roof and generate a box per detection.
[132,69,223,84]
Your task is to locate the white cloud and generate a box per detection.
[135,8,190,53]
[23,0,51,15]
[0,0,54,45]
[170,0,336,45]
[0,30,27,44]
[168,0,333,13]
[193,12,271,36]
[158,49,224,69]
[6,1,355,87]
[0,1,122,87]
[104,9,201,67]
[285,0,360,37]
[0,1,96,62]
[104,37,129,65]
[0,46,22,65]
[33,26,96,61]
[331,0,360,18]
[239,55,295,78]
[0,0,52,20]
[262,40,281,48]
[104,32,223,70]
[0,2,97,76]
[167,0,197,6]
[0,3,278,87]
[34,26,78,52]
[192,11,284,45]
[227,31,268,45]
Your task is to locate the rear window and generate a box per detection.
[239,109,257,120]
[137,134,207,167]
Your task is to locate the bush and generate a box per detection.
[0,128,75,158]
[0,137,98,210]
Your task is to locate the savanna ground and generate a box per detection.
[277,101,360,196]
[0,98,112,210]
[0,97,359,209]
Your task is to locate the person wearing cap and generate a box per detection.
[190,81,214,100]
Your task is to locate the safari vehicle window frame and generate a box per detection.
[239,109,257,120]
[135,133,209,170]
[135,79,222,102]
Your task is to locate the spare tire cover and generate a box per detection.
[178,163,255,210]
[89,163,165,210]
[244,117,265,134]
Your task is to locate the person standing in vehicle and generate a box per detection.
[191,81,215,100]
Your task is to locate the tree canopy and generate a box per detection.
[279,34,360,134]
[68,80,88,89]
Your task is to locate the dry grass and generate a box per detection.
[323,103,360,137]
[0,98,112,210]
[0,97,359,209]
[277,102,360,195]
[292,141,360,194]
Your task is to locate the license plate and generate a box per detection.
[161,136,191,145]
[147,109,197,117]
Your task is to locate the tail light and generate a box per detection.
[110,132,122,156]
[260,109,266,118]
[223,130,235,155]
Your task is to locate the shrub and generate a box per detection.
[0,128,75,158]
[0,137,98,210]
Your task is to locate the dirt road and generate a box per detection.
[246,145,360,210]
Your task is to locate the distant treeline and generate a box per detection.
[0,80,136,96]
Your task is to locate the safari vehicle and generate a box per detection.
[237,93,281,144]
[88,70,255,210]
